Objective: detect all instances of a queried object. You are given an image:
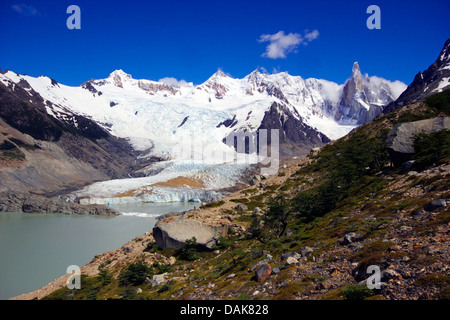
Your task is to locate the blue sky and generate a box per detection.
[0,0,448,86]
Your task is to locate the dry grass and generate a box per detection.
[152,176,205,188]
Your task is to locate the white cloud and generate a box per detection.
[158,77,193,87]
[258,29,319,59]
[12,3,39,16]
[304,29,320,42]
[368,75,407,99]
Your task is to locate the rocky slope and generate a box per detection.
[22,90,449,300]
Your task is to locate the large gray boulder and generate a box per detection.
[424,199,447,211]
[150,273,168,287]
[386,116,450,167]
[153,212,229,250]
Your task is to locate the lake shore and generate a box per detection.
[0,191,118,216]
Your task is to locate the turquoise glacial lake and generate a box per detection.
[0,202,196,300]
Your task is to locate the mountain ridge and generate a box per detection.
[384,39,450,113]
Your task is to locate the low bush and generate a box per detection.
[342,284,375,300]
[118,260,151,286]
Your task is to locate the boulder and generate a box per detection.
[424,199,447,211]
[251,250,269,259]
[253,207,262,214]
[300,246,314,257]
[340,232,362,245]
[151,273,168,287]
[386,116,450,167]
[226,274,236,280]
[153,212,229,250]
[281,252,301,261]
[412,210,426,220]
[381,269,401,282]
[250,259,270,271]
[255,263,272,282]
[249,175,262,186]
[235,203,248,211]
[167,256,177,266]
[401,160,416,172]
[286,257,298,265]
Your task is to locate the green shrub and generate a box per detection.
[424,90,450,115]
[98,267,113,286]
[342,284,375,300]
[237,293,252,300]
[42,275,102,300]
[118,260,151,286]
[200,200,225,209]
[263,194,290,237]
[176,237,200,261]
[212,236,232,250]
[153,262,174,274]
[158,284,171,293]
[413,129,450,170]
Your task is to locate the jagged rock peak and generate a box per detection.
[383,38,450,113]
[109,69,132,80]
[439,39,450,63]
[246,69,267,84]
[108,69,133,88]
[352,61,362,78]
[214,69,228,77]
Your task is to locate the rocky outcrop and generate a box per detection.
[340,62,391,124]
[256,102,330,156]
[0,192,118,215]
[386,115,450,166]
[153,210,230,250]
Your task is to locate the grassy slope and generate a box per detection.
[43,91,450,300]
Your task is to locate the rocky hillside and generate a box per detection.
[26,90,449,301]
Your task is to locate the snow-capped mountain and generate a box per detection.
[339,62,407,124]
[384,39,450,113]
[0,63,406,204]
